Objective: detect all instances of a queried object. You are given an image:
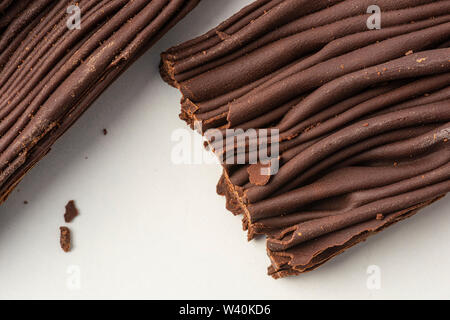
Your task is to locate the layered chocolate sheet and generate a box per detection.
[0,0,200,203]
[161,0,450,277]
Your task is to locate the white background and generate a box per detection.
[0,0,449,300]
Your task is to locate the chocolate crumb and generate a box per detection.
[103,128,108,135]
[60,227,71,253]
[376,214,385,221]
[64,200,79,223]
[248,162,272,186]
[23,201,28,205]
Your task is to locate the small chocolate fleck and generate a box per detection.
[64,200,79,223]
[248,162,272,186]
[60,227,71,253]
[23,201,28,205]
[103,128,108,135]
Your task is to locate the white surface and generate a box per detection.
[0,0,449,300]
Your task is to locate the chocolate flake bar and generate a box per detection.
[0,0,200,203]
[161,0,450,277]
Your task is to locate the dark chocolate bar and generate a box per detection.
[0,0,200,202]
[161,0,450,277]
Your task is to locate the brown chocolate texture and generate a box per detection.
[60,226,71,253]
[64,200,79,223]
[0,0,201,203]
[161,0,450,277]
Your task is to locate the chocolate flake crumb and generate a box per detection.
[103,128,108,135]
[64,200,79,223]
[60,227,71,253]
[248,162,272,186]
